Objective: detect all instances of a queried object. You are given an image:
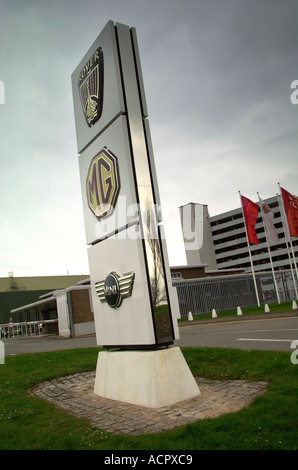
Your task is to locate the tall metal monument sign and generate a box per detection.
[72,21,200,408]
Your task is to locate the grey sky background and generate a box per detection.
[0,0,297,277]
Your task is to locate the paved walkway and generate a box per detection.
[29,372,267,435]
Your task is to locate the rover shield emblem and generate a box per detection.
[78,47,104,127]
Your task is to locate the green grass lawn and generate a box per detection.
[0,346,297,450]
[179,300,297,322]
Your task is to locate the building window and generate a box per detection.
[171,272,182,279]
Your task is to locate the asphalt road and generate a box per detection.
[176,315,298,352]
[2,314,298,357]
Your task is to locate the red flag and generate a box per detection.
[241,195,259,245]
[281,187,298,238]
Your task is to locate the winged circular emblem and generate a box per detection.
[95,272,135,309]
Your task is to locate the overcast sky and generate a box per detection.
[0,0,297,277]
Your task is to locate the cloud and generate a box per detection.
[0,0,297,275]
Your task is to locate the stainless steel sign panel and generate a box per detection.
[71,21,125,154]
[88,226,156,347]
[73,21,178,348]
[115,23,175,344]
[78,116,139,245]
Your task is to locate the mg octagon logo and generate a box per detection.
[86,148,120,220]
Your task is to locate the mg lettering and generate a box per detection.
[105,285,117,296]
[86,148,120,220]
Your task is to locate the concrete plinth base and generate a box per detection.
[94,347,201,408]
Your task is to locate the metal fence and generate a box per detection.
[0,319,58,339]
[173,270,297,318]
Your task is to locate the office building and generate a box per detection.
[180,196,298,273]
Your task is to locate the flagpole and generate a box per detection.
[239,191,261,307]
[257,192,281,303]
[277,184,298,299]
